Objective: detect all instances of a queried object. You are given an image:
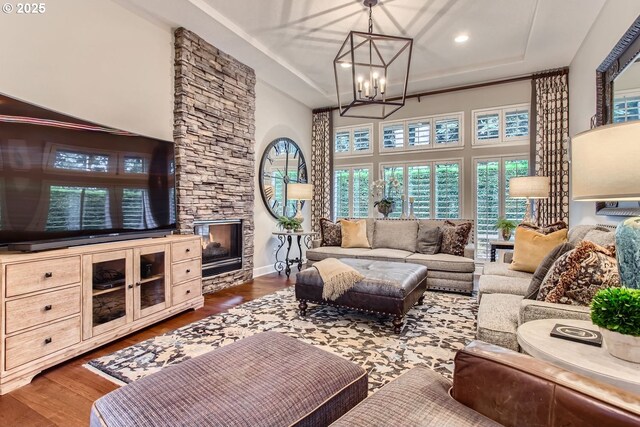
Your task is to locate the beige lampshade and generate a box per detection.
[287,183,314,200]
[572,121,640,201]
[509,176,550,199]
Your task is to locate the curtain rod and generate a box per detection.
[314,67,569,113]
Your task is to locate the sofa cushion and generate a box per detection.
[518,220,567,234]
[406,253,475,273]
[568,224,610,245]
[476,293,523,352]
[320,218,342,246]
[91,332,367,427]
[510,227,568,273]
[359,248,413,262]
[482,262,532,279]
[537,241,620,306]
[524,242,574,300]
[340,219,370,248]
[306,246,372,261]
[478,275,531,299]
[331,367,501,427]
[583,229,616,247]
[441,221,472,256]
[416,225,441,255]
[373,220,418,252]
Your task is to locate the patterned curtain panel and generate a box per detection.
[310,109,333,233]
[532,69,570,226]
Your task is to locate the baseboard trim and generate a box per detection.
[253,264,277,277]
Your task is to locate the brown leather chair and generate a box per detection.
[453,341,640,427]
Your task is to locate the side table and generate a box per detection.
[489,240,515,262]
[273,231,317,278]
[517,318,640,393]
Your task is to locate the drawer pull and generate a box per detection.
[44,272,53,278]
[44,305,52,311]
[186,290,191,294]
[136,282,141,287]
[44,337,52,345]
[128,284,134,289]
[186,269,191,273]
[186,248,191,253]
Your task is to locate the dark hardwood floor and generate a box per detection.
[0,273,292,427]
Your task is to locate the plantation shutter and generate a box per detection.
[407,165,431,218]
[475,161,500,260]
[434,163,460,219]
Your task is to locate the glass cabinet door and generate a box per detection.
[83,250,133,339]
[134,244,170,319]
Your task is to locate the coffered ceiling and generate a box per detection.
[118,0,606,108]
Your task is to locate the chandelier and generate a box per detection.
[333,0,413,119]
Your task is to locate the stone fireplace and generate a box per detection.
[173,28,256,294]
[194,220,243,277]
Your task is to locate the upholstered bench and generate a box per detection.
[295,258,428,333]
[90,332,368,427]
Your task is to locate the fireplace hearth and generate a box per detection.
[194,220,243,277]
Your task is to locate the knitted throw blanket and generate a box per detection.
[313,258,364,301]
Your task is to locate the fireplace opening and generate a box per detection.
[193,219,243,277]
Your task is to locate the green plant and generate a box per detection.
[277,216,301,231]
[591,287,640,337]
[373,198,393,208]
[494,218,517,232]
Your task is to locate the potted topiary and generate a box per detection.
[277,216,302,233]
[494,218,517,241]
[590,287,640,363]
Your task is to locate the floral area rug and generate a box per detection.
[86,287,478,391]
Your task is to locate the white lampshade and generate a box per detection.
[509,176,550,199]
[572,121,640,201]
[287,183,314,200]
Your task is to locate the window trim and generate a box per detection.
[379,112,464,153]
[333,124,374,157]
[378,157,464,219]
[472,103,530,147]
[472,153,530,261]
[332,163,373,220]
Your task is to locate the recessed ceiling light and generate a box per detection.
[340,62,352,68]
[454,34,469,43]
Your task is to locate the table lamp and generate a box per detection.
[572,121,640,289]
[287,183,314,231]
[509,176,550,223]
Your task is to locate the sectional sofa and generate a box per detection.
[476,224,616,351]
[307,218,475,295]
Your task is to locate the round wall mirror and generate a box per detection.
[259,137,308,219]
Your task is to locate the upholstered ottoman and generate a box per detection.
[90,332,368,427]
[296,258,428,333]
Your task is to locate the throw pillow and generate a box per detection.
[340,219,370,248]
[417,225,441,255]
[440,221,472,257]
[509,227,568,273]
[524,242,574,300]
[537,241,620,305]
[319,218,341,247]
[518,220,568,235]
[372,220,418,252]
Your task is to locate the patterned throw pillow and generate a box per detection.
[518,221,568,235]
[319,218,341,247]
[440,220,472,257]
[537,241,621,306]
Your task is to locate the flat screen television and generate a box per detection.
[0,93,176,251]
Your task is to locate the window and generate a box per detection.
[123,156,149,174]
[334,125,373,156]
[473,104,529,146]
[380,112,463,152]
[333,165,372,219]
[379,160,462,219]
[474,157,529,260]
[122,188,158,229]
[53,150,110,172]
[614,90,640,122]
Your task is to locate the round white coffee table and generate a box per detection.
[517,318,640,393]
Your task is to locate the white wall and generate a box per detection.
[254,80,313,277]
[569,0,640,225]
[0,0,174,140]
